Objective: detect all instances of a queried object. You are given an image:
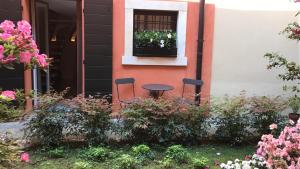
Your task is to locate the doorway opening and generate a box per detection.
[31,0,82,96]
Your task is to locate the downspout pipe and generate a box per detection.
[195,0,205,103]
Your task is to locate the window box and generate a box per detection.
[133,47,177,57]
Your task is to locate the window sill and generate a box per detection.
[122,55,187,66]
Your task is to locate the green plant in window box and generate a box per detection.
[134,30,177,57]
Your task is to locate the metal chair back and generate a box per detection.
[115,78,135,101]
[182,78,203,103]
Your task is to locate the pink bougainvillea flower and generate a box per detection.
[0,45,4,60]
[35,54,48,67]
[20,152,30,162]
[0,90,16,101]
[19,51,32,64]
[0,33,12,41]
[0,55,16,64]
[0,20,15,33]
[269,123,277,130]
[17,20,31,35]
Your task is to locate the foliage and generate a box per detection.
[113,154,139,169]
[288,95,300,113]
[25,90,86,147]
[25,90,112,147]
[81,146,110,161]
[212,94,251,145]
[159,158,175,169]
[220,154,268,169]
[121,98,209,144]
[0,133,20,168]
[0,89,27,122]
[164,145,190,164]
[73,161,92,169]
[249,96,287,137]
[191,157,209,169]
[73,95,112,145]
[47,147,65,158]
[131,144,154,164]
[264,12,300,95]
[256,120,300,168]
[134,30,176,49]
[0,20,49,69]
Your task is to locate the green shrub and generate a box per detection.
[288,96,300,114]
[121,98,209,144]
[25,91,111,147]
[74,95,112,145]
[212,94,251,145]
[0,133,19,168]
[132,144,154,164]
[134,30,176,49]
[160,158,175,169]
[47,147,65,158]
[164,145,190,164]
[192,157,209,169]
[73,161,92,169]
[114,154,139,169]
[249,96,286,137]
[81,146,110,161]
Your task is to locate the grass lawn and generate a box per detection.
[15,144,255,169]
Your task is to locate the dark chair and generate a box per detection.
[115,78,136,107]
[181,78,203,105]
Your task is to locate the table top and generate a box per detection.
[142,84,174,91]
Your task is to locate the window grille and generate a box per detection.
[134,10,178,31]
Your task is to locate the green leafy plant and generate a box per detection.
[113,154,139,169]
[191,157,209,169]
[249,96,287,137]
[159,158,175,169]
[134,30,176,49]
[81,146,110,161]
[132,144,154,164]
[288,96,300,114]
[121,98,209,144]
[25,89,86,147]
[73,95,112,145]
[212,94,251,145]
[73,161,92,169]
[164,145,190,164]
[47,147,65,158]
[0,133,20,168]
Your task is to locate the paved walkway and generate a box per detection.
[0,120,27,139]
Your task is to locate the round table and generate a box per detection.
[142,84,174,99]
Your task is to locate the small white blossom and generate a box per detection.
[167,33,172,39]
[160,43,164,48]
[160,40,164,44]
[150,38,153,42]
[216,152,221,156]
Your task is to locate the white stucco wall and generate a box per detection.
[209,0,300,97]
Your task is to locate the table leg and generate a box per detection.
[149,90,160,99]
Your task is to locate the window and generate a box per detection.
[123,0,188,66]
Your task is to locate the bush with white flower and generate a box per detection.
[0,20,50,69]
[220,155,268,169]
[134,30,176,49]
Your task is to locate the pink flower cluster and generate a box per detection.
[0,90,16,101]
[0,20,49,68]
[256,121,300,169]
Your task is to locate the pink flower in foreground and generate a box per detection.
[269,123,277,130]
[17,20,31,35]
[20,51,32,64]
[20,152,30,162]
[0,45,4,60]
[0,20,15,33]
[0,90,16,101]
[0,33,12,41]
[0,55,16,64]
[35,54,48,67]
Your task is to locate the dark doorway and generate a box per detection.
[32,0,80,96]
